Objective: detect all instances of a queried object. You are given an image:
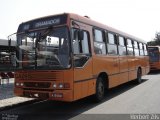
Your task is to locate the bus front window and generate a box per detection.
[148,47,159,62]
[17,27,70,69]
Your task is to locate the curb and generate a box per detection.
[0,99,40,112]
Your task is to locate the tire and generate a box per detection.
[136,68,142,84]
[94,77,105,102]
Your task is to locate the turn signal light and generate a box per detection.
[15,82,24,87]
[52,83,70,89]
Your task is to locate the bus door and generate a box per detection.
[72,27,93,100]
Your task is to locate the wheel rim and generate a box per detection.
[138,70,142,83]
[98,81,104,98]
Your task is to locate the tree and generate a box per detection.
[147,32,160,46]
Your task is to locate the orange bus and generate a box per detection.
[148,46,160,70]
[10,13,149,102]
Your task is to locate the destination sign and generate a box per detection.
[35,19,60,28]
[17,14,67,33]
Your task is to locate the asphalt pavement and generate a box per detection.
[0,72,160,120]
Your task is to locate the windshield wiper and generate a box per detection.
[36,26,53,43]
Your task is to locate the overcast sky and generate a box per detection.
[0,0,160,42]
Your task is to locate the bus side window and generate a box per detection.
[93,29,106,55]
[72,29,90,54]
[139,43,144,56]
[127,39,134,55]
[143,44,148,55]
[73,29,80,54]
[72,28,91,67]
[134,41,140,56]
[107,32,118,55]
[118,36,127,55]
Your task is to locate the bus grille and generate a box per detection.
[15,71,63,81]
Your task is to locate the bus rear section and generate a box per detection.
[148,46,160,70]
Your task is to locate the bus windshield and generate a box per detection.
[17,27,70,69]
[148,47,159,62]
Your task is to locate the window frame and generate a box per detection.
[118,35,127,56]
[106,31,118,55]
[133,41,140,56]
[126,38,134,56]
[72,28,91,55]
[139,42,144,56]
[93,28,106,55]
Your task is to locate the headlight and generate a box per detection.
[20,83,24,86]
[53,83,57,88]
[59,83,63,88]
[53,83,70,88]
[16,82,24,86]
[16,83,20,86]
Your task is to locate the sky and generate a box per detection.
[0,0,160,42]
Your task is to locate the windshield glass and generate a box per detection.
[17,27,70,69]
[148,47,159,62]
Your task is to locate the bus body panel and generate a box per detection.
[73,59,95,101]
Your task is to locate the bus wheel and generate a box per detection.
[136,69,142,84]
[94,77,105,102]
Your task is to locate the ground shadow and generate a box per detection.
[148,70,160,75]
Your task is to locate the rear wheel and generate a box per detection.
[94,77,105,102]
[136,68,142,84]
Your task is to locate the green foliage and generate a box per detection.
[147,32,160,46]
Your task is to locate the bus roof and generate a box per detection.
[17,13,146,44]
[68,13,146,43]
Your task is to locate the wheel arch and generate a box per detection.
[137,66,142,73]
[97,72,109,89]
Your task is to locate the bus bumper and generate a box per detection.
[14,88,73,102]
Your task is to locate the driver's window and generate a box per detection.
[72,29,90,54]
[72,29,90,67]
[72,29,80,54]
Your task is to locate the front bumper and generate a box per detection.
[14,88,73,102]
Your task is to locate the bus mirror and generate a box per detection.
[78,30,84,40]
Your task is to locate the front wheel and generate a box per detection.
[94,77,105,102]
